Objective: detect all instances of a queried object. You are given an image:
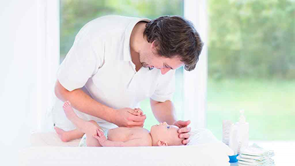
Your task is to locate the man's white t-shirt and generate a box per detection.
[52,15,175,131]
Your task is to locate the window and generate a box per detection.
[207,0,295,141]
[60,0,185,129]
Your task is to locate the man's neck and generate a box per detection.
[130,22,146,71]
[130,22,146,53]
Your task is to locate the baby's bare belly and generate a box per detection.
[107,127,149,142]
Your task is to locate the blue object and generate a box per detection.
[229,154,239,163]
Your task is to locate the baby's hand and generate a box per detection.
[93,129,107,146]
[128,108,144,116]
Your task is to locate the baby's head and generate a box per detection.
[150,122,183,146]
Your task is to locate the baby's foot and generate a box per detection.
[54,127,69,142]
[63,101,87,131]
[63,101,77,121]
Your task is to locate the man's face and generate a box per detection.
[139,41,184,75]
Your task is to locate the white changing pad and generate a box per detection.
[30,132,80,147]
[19,129,233,166]
[20,143,231,166]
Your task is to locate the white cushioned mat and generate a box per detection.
[20,129,233,166]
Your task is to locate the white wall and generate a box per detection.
[0,0,59,165]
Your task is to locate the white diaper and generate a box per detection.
[79,129,109,147]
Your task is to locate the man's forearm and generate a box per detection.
[150,99,177,125]
[55,81,115,123]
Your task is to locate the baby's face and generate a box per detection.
[150,122,182,146]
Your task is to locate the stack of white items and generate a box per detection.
[223,110,249,156]
[238,143,275,166]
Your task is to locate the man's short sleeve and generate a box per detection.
[57,35,103,91]
[151,70,176,102]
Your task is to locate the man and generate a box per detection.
[52,15,203,145]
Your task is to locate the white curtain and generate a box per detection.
[35,0,60,132]
[0,0,59,165]
[183,0,208,129]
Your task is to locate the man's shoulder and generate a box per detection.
[87,15,141,29]
[96,15,139,21]
[79,15,142,40]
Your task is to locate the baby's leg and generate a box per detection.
[54,127,84,142]
[63,101,103,147]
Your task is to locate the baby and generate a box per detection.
[57,101,183,147]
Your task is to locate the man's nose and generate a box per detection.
[161,68,170,75]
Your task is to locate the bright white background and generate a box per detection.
[0,0,207,165]
[0,0,294,165]
[0,0,59,165]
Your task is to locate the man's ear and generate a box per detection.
[157,140,168,146]
[151,41,158,50]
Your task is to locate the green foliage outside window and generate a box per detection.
[207,0,295,140]
[208,0,295,80]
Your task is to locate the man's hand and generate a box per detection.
[128,108,145,116]
[173,120,191,145]
[112,108,146,127]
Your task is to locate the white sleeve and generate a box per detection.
[57,34,103,91]
[151,70,176,102]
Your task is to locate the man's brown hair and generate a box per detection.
[144,16,203,71]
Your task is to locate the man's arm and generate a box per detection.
[55,80,115,122]
[150,99,177,125]
[55,81,146,127]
